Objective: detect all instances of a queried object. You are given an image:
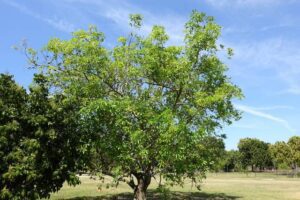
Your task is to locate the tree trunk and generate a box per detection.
[133,174,151,200]
[134,185,146,200]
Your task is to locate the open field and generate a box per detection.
[49,173,300,200]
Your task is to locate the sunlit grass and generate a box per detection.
[49,173,300,200]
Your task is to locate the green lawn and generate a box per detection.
[49,173,300,200]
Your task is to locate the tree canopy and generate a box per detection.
[0,74,87,199]
[269,141,293,169]
[24,10,242,199]
[288,136,300,169]
[222,150,242,172]
[268,137,300,171]
[238,138,272,171]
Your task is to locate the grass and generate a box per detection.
[49,173,300,200]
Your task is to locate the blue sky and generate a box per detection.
[1,0,300,149]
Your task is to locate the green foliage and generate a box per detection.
[0,74,27,199]
[221,150,242,172]
[156,184,171,200]
[269,141,292,169]
[288,136,300,168]
[129,14,143,28]
[199,136,226,172]
[238,138,273,171]
[269,137,300,170]
[0,74,87,199]
[25,10,242,199]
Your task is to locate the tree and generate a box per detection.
[199,135,226,172]
[222,150,242,172]
[26,11,242,199]
[238,138,272,171]
[0,74,27,199]
[269,137,300,174]
[288,136,300,170]
[0,74,87,199]
[269,141,293,169]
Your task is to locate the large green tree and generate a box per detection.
[26,11,242,199]
[288,136,300,170]
[0,74,27,199]
[269,137,300,172]
[269,141,293,169]
[238,138,272,171]
[0,74,87,199]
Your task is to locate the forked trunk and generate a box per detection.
[133,174,151,200]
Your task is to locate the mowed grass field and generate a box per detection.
[49,173,300,200]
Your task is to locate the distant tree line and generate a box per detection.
[218,137,300,172]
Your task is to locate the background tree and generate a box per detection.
[0,74,88,199]
[288,136,300,170]
[0,74,27,199]
[269,141,293,170]
[238,138,272,171]
[26,11,242,200]
[199,135,226,172]
[222,150,242,172]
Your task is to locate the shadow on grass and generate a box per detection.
[61,190,241,200]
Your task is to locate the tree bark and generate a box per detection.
[133,174,151,200]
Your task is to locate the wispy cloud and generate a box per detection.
[3,0,75,33]
[232,123,259,129]
[205,0,296,8]
[59,0,186,44]
[227,37,300,95]
[4,0,187,44]
[235,104,295,133]
[223,23,299,36]
[253,105,293,111]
